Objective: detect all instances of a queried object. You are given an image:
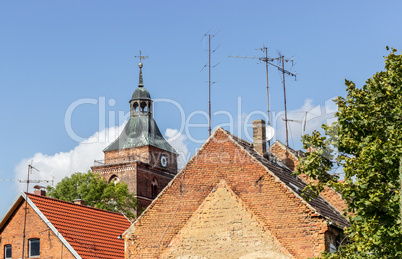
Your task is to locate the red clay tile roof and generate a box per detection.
[26,193,131,259]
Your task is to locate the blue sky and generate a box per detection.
[1,1,401,216]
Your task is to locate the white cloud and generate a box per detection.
[164,128,189,169]
[270,97,338,148]
[14,124,125,192]
[14,124,190,192]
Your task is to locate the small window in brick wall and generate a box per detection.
[109,175,120,185]
[329,234,341,253]
[29,238,40,257]
[4,245,11,259]
[151,178,158,198]
[329,243,337,253]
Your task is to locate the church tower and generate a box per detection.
[91,62,178,212]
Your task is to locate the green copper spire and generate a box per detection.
[138,62,144,87]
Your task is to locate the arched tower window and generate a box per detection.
[109,175,120,185]
[133,102,139,113]
[140,101,147,113]
[151,177,158,198]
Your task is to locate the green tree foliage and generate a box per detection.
[297,48,402,258]
[47,171,138,221]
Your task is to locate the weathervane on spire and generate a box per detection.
[135,50,149,68]
[134,51,148,87]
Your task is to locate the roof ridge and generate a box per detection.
[26,193,127,217]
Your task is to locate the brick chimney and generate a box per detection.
[253,119,267,155]
[33,185,46,196]
[73,195,85,205]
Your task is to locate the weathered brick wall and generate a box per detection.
[270,144,299,172]
[104,146,150,164]
[104,146,177,173]
[136,168,174,199]
[125,129,333,258]
[93,162,173,214]
[270,142,348,214]
[136,166,175,212]
[92,162,138,194]
[0,201,75,258]
[161,180,291,258]
[148,146,178,173]
[94,146,177,196]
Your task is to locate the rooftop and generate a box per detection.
[1,193,132,259]
[103,116,177,154]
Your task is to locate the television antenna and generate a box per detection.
[201,31,219,136]
[0,164,54,191]
[283,111,308,135]
[230,47,296,147]
[278,54,296,147]
[16,162,52,259]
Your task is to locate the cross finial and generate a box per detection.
[135,50,149,68]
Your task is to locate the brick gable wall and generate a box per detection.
[0,201,75,258]
[124,129,337,258]
[161,180,291,258]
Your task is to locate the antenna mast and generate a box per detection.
[27,163,39,192]
[264,47,269,129]
[201,32,219,136]
[12,163,52,259]
[279,54,296,147]
[259,46,272,146]
[284,111,309,135]
[22,162,39,259]
[209,34,212,136]
[230,48,296,147]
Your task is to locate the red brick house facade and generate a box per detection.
[123,127,349,258]
[0,191,131,258]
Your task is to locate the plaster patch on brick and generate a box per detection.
[161,180,291,259]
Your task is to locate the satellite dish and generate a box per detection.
[266,125,275,141]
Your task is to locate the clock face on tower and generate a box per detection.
[161,155,167,167]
